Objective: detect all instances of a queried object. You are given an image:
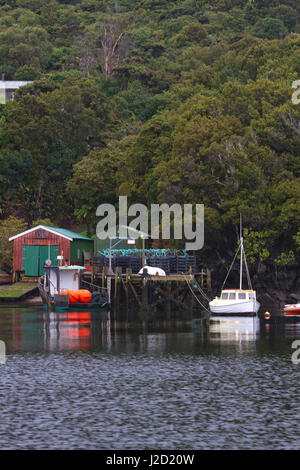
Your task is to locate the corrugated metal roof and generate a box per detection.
[43,226,92,241]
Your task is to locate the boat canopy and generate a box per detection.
[58,265,86,270]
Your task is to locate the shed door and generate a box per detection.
[22,245,58,276]
[22,245,40,276]
[39,245,58,276]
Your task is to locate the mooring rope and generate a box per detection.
[183,274,211,314]
[191,276,212,302]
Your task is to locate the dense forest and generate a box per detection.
[0,0,300,276]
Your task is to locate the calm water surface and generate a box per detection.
[0,307,299,450]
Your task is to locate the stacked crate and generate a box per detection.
[93,253,197,274]
[93,256,105,273]
[147,257,171,275]
[176,255,197,273]
[169,256,177,273]
[129,256,143,273]
[114,256,130,273]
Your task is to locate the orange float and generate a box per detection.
[59,289,79,303]
[58,290,91,304]
[68,290,80,303]
[77,289,92,303]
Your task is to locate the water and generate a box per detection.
[0,306,299,450]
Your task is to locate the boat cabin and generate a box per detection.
[44,265,86,297]
[220,290,257,301]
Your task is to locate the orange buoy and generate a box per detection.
[68,290,80,304]
[78,289,92,303]
[59,291,68,296]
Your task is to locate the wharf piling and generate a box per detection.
[83,267,212,314]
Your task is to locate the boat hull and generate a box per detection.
[55,302,107,312]
[209,299,260,316]
[284,304,300,317]
[38,282,108,312]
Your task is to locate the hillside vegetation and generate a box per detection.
[0,0,300,271]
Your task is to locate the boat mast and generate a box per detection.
[239,214,243,290]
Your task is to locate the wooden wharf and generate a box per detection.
[83,267,212,313]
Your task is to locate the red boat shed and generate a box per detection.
[9,225,93,277]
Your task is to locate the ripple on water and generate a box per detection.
[0,348,299,449]
[0,310,299,449]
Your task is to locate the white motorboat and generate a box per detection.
[209,289,260,315]
[209,218,260,316]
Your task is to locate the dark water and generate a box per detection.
[0,307,299,450]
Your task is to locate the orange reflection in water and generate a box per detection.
[68,312,91,323]
[59,311,91,350]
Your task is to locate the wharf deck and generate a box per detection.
[83,269,212,313]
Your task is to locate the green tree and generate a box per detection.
[252,17,288,40]
[0,216,27,272]
[31,218,56,227]
[68,141,125,227]
[0,78,113,221]
[0,26,51,77]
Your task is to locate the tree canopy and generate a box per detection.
[0,0,300,270]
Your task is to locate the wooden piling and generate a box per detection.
[129,281,142,308]
[83,269,211,314]
[122,278,129,310]
[101,266,105,289]
[142,278,148,311]
[207,268,212,292]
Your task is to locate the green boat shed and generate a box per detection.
[9,225,93,277]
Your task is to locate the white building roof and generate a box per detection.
[9,225,73,242]
[0,81,33,89]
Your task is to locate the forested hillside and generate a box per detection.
[0,0,300,273]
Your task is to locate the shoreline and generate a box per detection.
[0,296,291,321]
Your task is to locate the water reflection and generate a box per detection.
[44,311,92,351]
[209,316,260,341]
[42,310,112,353]
[1,308,300,356]
[1,309,111,354]
[1,307,300,450]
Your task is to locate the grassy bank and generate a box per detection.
[0,282,37,299]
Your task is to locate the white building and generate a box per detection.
[0,80,33,103]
